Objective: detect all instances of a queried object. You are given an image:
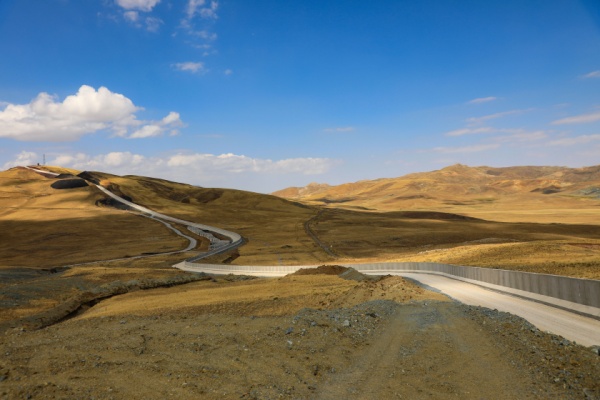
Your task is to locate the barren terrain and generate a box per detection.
[1,165,600,399]
[2,269,599,399]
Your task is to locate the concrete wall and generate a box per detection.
[176,261,600,310]
[345,262,600,309]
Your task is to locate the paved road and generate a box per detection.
[393,272,600,347]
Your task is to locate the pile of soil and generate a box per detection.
[292,264,349,276]
[291,265,376,282]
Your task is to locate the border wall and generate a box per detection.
[174,261,600,317]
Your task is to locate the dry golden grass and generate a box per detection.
[274,164,600,225]
[2,165,600,328]
[0,168,190,268]
[77,274,445,320]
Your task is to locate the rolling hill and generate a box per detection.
[273,164,600,223]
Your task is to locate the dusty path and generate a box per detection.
[316,302,535,399]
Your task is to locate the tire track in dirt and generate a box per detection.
[315,301,535,399]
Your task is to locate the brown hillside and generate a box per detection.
[272,164,600,223]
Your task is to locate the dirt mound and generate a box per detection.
[292,264,349,276]
[50,178,88,190]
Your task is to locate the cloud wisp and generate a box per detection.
[179,0,220,54]
[115,0,163,31]
[552,110,600,125]
[582,70,600,79]
[467,96,497,105]
[323,126,355,133]
[549,134,600,146]
[0,85,182,141]
[432,144,500,154]
[172,62,207,74]
[465,109,532,126]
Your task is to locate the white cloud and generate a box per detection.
[115,0,160,12]
[549,134,600,146]
[467,97,497,105]
[0,85,183,141]
[552,110,600,125]
[172,62,207,74]
[0,150,336,191]
[446,127,495,136]
[123,10,139,22]
[186,0,218,20]
[129,112,183,139]
[582,70,600,79]
[465,109,530,125]
[165,153,334,175]
[495,130,547,143]
[145,16,163,32]
[323,126,355,133]
[2,151,39,169]
[2,150,334,178]
[432,144,500,154]
[1,150,337,191]
[224,69,233,76]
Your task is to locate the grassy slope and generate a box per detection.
[273,164,600,224]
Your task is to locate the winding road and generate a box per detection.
[25,166,600,347]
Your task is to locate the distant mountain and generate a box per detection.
[272,164,600,211]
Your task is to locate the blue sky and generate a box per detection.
[1,0,599,193]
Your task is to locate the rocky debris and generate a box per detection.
[463,305,600,399]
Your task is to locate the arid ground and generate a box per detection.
[1,165,599,399]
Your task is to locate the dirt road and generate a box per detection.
[316,302,538,399]
[1,273,599,399]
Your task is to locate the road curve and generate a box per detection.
[24,166,242,262]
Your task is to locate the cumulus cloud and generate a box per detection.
[552,110,600,125]
[172,62,207,73]
[2,150,335,178]
[0,85,183,141]
[129,112,183,138]
[115,0,160,12]
[2,151,39,169]
[165,153,334,175]
[467,97,497,105]
[1,150,336,192]
[582,70,600,79]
